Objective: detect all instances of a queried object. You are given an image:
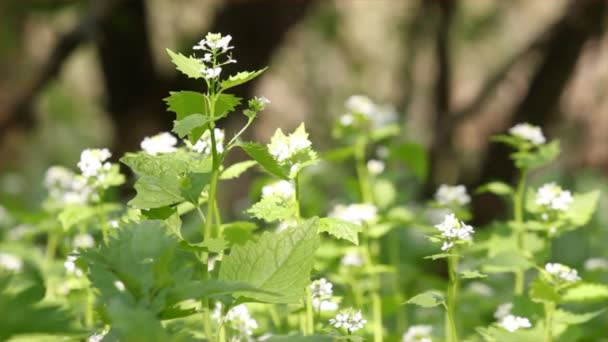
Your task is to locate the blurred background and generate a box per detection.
[1,0,608,223]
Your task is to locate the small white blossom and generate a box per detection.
[187,128,225,155]
[499,315,532,332]
[339,113,354,126]
[509,123,546,145]
[114,280,126,291]
[0,253,23,272]
[77,148,112,178]
[545,262,580,283]
[73,233,95,249]
[467,281,494,297]
[584,257,608,271]
[435,184,471,206]
[341,252,365,267]
[367,159,385,175]
[141,132,177,155]
[202,66,222,79]
[213,303,258,338]
[434,213,474,251]
[202,53,212,62]
[109,220,119,229]
[494,302,513,320]
[267,124,313,163]
[194,33,234,52]
[44,166,94,205]
[262,180,294,200]
[310,278,338,312]
[330,308,367,333]
[330,203,377,226]
[402,325,433,342]
[64,255,83,277]
[346,95,375,116]
[535,183,573,212]
[88,332,106,342]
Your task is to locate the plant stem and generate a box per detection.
[389,230,407,332]
[446,255,459,342]
[305,286,314,335]
[354,137,372,204]
[372,291,383,342]
[202,297,214,340]
[513,169,528,295]
[45,229,59,265]
[544,302,555,342]
[294,174,301,220]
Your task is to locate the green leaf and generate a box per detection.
[424,253,459,260]
[247,195,297,223]
[166,48,203,79]
[173,114,210,138]
[222,221,257,246]
[220,160,257,180]
[220,68,267,90]
[219,217,320,303]
[372,179,396,209]
[529,278,560,303]
[459,270,487,279]
[214,93,242,118]
[179,172,211,205]
[564,190,600,227]
[482,250,532,273]
[318,217,361,245]
[561,283,608,303]
[165,91,207,121]
[554,309,605,325]
[389,142,428,181]
[476,181,514,196]
[512,140,560,169]
[405,290,445,308]
[239,142,289,179]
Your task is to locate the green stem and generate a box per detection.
[544,302,555,342]
[294,174,301,220]
[354,137,372,203]
[513,169,528,295]
[372,292,383,342]
[202,298,214,340]
[389,230,407,332]
[305,286,314,335]
[45,229,59,265]
[446,255,459,342]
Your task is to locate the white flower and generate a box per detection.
[267,124,313,163]
[467,281,494,297]
[141,132,177,155]
[77,148,112,177]
[114,280,126,291]
[367,159,385,175]
[402,325,433,342]
[339,113,354,126]
[187,128,225,155]
[88,332,106,342]
[330,309,367,333]
[342,95,397,129]
[494,302,513,320]
[509,123,546,145]
[310,278,333,301]
[0,253,23,272]
[64,255,83,277]
[346,95,375,116]
[545,262,580,283]
[535,183,573,212]
[202,66,222,79]
[434,213,474,251]
[341,252,365,267]
[109,220,119,229]
[194,33,234,52]
[213,303,258,338]
[262,180,294,200]
[73,233,95,249]
[584,257,608,271]
[499,315,532,332]
[44,166,94,205]
[330,203,377,225]
[202,53,212,62]
[435,184,471,206]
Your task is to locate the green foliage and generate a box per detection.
[389,142,428,181]
[221,68,267,91]
[318,217,361,245]
[247,194,297,223]
[406,290,445,308]
[561,283,608,303]
[166,49,204,79]
[220,160,257,180]
[476,181,514,196]
[239,142,290,179]
[219,218,320,303]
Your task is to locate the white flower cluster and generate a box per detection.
[0,253,23,272]
[339,95,398,130]
[545,262,580,283]
[329,308,367,333]
[44,166,94,205]
[261,180,294,200]
[367,159,385,175]
[499,315,532,332]
[73,233,95,249]
[402,325,433,342]
[267,125,312,163]
[330,203,377,226]
[310,278,338,312]
[141,132,178,155]
[88,331,106,342]
[186,128,225,155]
[434,213,474,251]
[77,148,111,178]
[493,302,513,320]
[585,257,608,271]
[535,182,573,212]
[64,254,83,277]
[435,184,471,206]
[193,33,236,80]
[212,303,258,339]
[341,251,365,267]
[467,281,494,297]
[509,123,546,145]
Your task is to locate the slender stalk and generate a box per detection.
[305,286,314,335]
[372,292,383,342]
[45,230,59,264]
[446,255,459,342]
[513,169,528,295]
[354,137,372,204]
[544,302,555,342]
[202,298,214,340]
[389,230,407,332]
[294,174,301,220]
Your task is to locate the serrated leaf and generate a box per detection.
[476,181,514,196]
[460,270,487,279]
[220,68,267,90]
[405,290,445,308]
[166,48,203,79]
[219,218,320,303]
[173,114,211,138]
[529,278,560,303]
[179,172,211,205]
[564,190,600,227]
[220,160,257,180]
[165,91,207,121]
[424,253,458,260]
[318,217,361,245]
[222,221,257,246]
[239,142,289,179]
[512,140,560,170]
[247,195,297,223]
[561,283,608,303]
[214,93,242,118]
[554,309,605,325]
